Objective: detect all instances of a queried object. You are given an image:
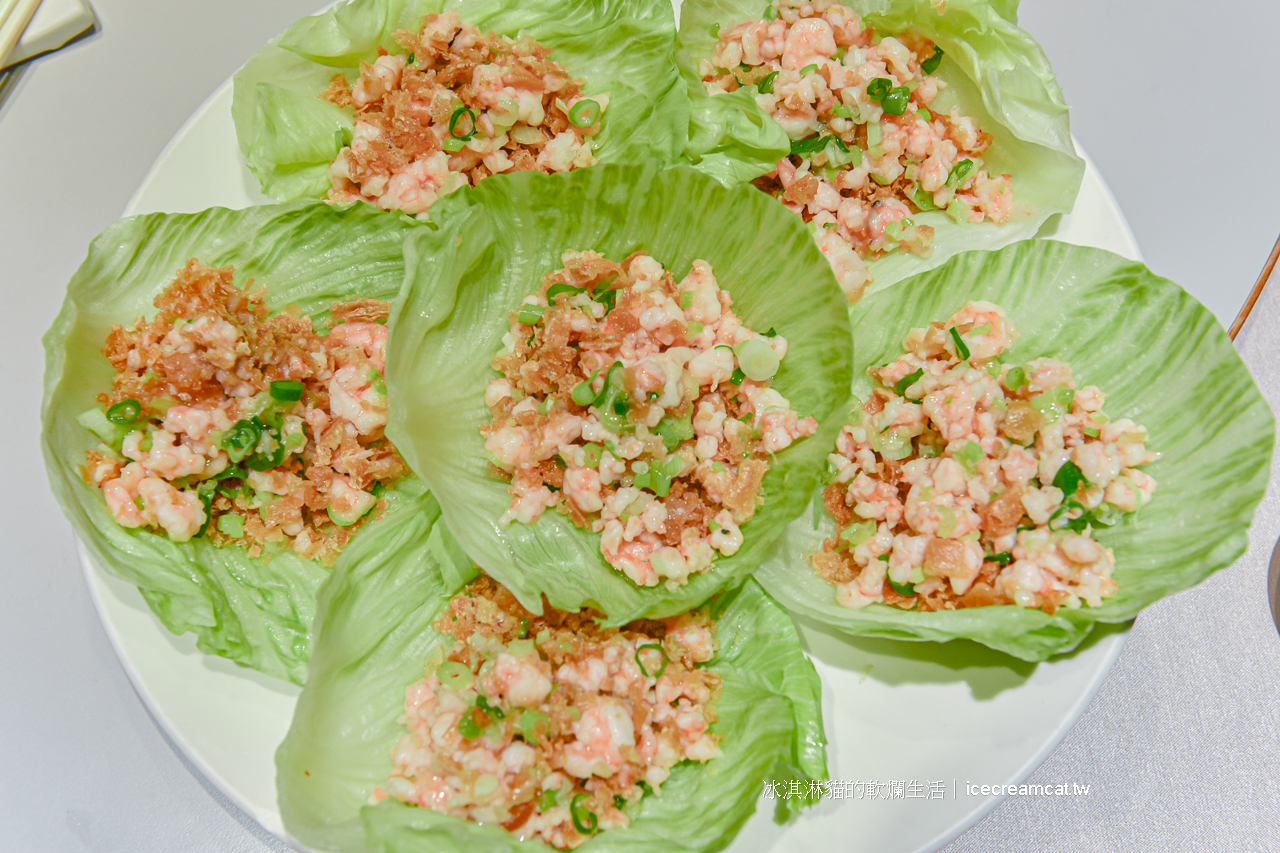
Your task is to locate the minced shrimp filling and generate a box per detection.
[80,260,406,562]
[374,577,722,850]
[323,10,608,218]
[812,301,1158,614]
[702,0,1014,301]
[481,250,817,588]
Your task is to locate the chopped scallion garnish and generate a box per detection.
[106,398,142,425]
[571,793,599,835]
[893,368,924,397]
[435,660,473,689]
[888,579,915,597]
[948,327,971,360]
[518,304,547,326]
[866,77,891,101]
[448,106,476,139]
[881,85,911,116]
[758,70,779,94]
[567,99,601,128]
[1051,460,1090,497]
[546,282,584,301]
[921,46,945,74]
[634,643,669,678]
[269,379,303,402]
[947,158,975,188]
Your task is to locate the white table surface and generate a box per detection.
[3,1,1278,850]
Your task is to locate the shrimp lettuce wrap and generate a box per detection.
[274,488,827,853]
[384,163,851,624]
[232,0,690,204]
[677,0,1085,296]
[754,239,1274,661]
[41,202,431,685]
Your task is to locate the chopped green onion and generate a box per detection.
[582,443,603,468]
[866,77,891,101]
[570,793,598,836]
[571,369,600,406]
[435,660,474,689]
[937,505,957,538]
[948,327,971,360]
[593,282,618,313]
[516,709,549,744]
[448,106,476,139]
[881,86,910,116]
[442,137,466,153]
[984,551,1013,565]
[269,379,303,402]
[734,338,780,382]
[730,367,747,385]
[1005,365,1028,392]
[799,63,818,76]
[546,282,584,301]
[832,104,853,119]
[687,320,704,336]
[243,420,286,471]
[631,455,687,498]
[593,362,631,432]
[516,618,529,639]
[839,519,876,549]
[614,794,627,809]
[681,290,694,309]
[518,304,546,326]
[918,107,932,121]
[791,133,846,156]
[955,440,984,474]
[475,693,505,720]
[457,712,482,740]
[568,99,601,128]
[634,643,669,679]
[537,789,558,813]
[758,70,779,94]
[106,398,142,425]
[921,46,945,75]
[1051,460,1090,496]
[221,418,263,464]
[216,514,244,539]
[893,368,923,397]
[887,579,915,597]
[947,158,975,188]
[1030,385,1074,424]
[656,413,695,452]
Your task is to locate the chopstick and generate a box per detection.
[0,0,41,70]
[1229,233,1280,340]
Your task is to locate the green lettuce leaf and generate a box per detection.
[275,497,827,853]
[384,162,852,624]
[232,0,689,202]
[676,0,1086,294]
[755,239,1274,661]
[40,202,431,684]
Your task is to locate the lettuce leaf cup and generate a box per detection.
[274,488,827,853]
[754,239,1274,661]
[232,0,690,203]
[385,163,852,624]
[676,0,1086,295]
[41,201,432,685]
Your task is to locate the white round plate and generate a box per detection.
[84,66,1139,853]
